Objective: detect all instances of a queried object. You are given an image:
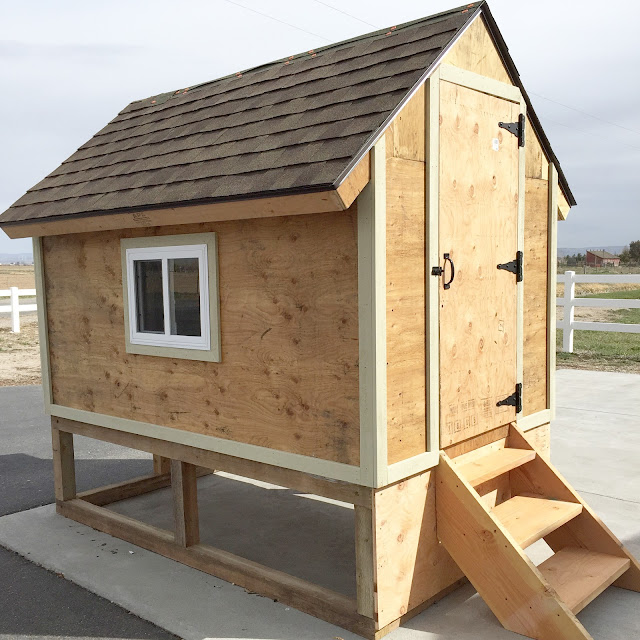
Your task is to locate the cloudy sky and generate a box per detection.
[0,0,638,254]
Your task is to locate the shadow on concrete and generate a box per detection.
[0,453,153,516]
[109,471,358,598]
[0,545,178,639]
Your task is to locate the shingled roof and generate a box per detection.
[0,2,574,228]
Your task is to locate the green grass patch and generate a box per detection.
[583,289,640,300]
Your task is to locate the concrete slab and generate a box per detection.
[0,369,639,639]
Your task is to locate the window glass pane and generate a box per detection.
[168,257,201,337]
[134,260,164,334]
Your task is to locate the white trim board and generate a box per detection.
[439,64,522,103]
[518,409,551,432]
[48,403,362,485]
[357,137,388,489]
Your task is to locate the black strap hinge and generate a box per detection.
[497,383,522,414]
[497,250,523,282]
[498,113,525,147]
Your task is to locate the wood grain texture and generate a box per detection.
[525,117,548,180]
[3,190,347,239]
[57,498,376,639]
[523,178,549,416]
[437,454,592,640]
[438,81,519,447]
[443,16,512,84]
[53,417,372,507]
[153,455,171,474]
[508,425,640,592]
[492,495,582,549]
[355,505,375,618]
[52,426,76,502]
[538,547,630,614]
[373,470,463,627]
[386,85,425,162]
[386,153,427,464]
[45,209,360,465]
[171,460,200,547]
[337,153,371,209]
[526,422,550,459]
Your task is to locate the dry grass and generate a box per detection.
[557,282,640,297]
[0,265,35,290]
[0,315,41,385]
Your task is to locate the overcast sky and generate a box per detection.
[0,0,638,254]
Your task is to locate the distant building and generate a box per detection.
[586,250,620,267]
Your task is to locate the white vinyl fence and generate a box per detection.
[557,271,640,352]
[0,287,37,333]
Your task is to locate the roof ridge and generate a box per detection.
[128,2,482,110]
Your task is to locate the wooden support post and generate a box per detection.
[171,460,200,548]
[52,425,76,502]
[153,455,171,475]
[355,505,375,619]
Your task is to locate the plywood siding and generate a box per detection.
[523,178,550,416]
[45,210,361,465]
[445,14,553,420]
[385,89,428,465]
[374,470,463,626]
[443,15,511,84]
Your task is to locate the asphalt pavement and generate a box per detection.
[0,385,179,640]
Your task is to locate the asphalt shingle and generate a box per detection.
[0,4,478,224]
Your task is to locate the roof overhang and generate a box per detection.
[1,153,370,239]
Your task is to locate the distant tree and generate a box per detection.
[620,247,631,264]
[576,252,584,263]
[629,240,640,263]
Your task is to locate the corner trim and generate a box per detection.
[547,164,559,420]
[357,137,388,488]
[425,67,441,455]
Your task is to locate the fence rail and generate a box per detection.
[0,287,37,333]
[556,271,640,352]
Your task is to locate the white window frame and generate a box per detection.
[121,233,221,362]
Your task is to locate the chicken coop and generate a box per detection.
[1,2,638,639]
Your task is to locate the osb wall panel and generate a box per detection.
[374,470,463,626]
[385,101,428,464]
[523,177,550,416]
[44,210,360,465]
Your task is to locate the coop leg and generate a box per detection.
[355,504,376,620]
[152,455,171,475]
[52,424,76,503]
[171,460,200,547]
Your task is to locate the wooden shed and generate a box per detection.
[1,3,638,638]
[586,250,621,267]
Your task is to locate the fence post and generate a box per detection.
[562,271,575,353]
[10,286,20,333]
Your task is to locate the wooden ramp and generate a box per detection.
[437,424,640,640]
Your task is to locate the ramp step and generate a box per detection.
[456,447,536,487]
[538,547,630,614]
[492,495,583,548]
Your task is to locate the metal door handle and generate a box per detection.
[443,253,455,289]
[431,253,455,289]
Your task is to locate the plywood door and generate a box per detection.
[439,81,520,448]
